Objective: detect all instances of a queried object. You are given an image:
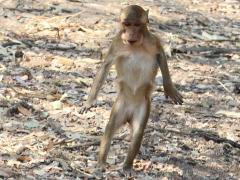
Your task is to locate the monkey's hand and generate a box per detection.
[79,101,95,114]
[163,84,183,105]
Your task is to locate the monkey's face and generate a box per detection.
[121,21,144,46]
[120,5,148,46]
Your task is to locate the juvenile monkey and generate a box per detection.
[80,5,183,170]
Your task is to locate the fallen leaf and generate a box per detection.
[44,140,54,151]
[51,56,74,68]
[215,110,240,118]
[51,101,63,110]
[17,155,32,163]
[18,105,32,116]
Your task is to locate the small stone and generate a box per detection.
[51,101,63,110]
[24,119,39,129]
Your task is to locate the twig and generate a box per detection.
[64,140,100,150]
[192,75,239,103]
[148,125,240,149]
[54,139,76,146]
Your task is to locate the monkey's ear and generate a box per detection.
[145,9,149,15]
[145,9,149,23]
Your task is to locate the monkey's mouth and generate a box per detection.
[128,40,137,44]
[123,40,141,46]
[123,36,143,46]
[123,39,138,45]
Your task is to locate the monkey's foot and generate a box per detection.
[122,166,135,177]
[97,162,108,171]
[123,161,133,170]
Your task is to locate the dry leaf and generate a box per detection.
[44,140,54,151]
[18,106,32,116]
[17,155,32,163]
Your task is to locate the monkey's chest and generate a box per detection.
[117,53,157,94]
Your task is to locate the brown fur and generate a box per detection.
[80,5,183,171]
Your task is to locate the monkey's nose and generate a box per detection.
[128,40,137,44]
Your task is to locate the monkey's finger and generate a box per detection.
[178,93,184,101]
[175,96,183,105]
[173,98,179,104]
[176,98,183,105]
[178,93,183,99]
[170,93,182,104]
[168,95,176,104]
[164,93,169,99]
[171,95,181,105]
[176,94,183,104]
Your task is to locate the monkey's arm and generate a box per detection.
[79,49,115,113]
[156,49,183,105]
[87,58,112,105]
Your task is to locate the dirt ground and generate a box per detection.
[0,0,239,179]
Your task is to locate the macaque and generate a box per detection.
[80,5,183,170]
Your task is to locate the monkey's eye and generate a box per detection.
[123,22,131,26]
[134,23,141,27]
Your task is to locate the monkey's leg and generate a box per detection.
[98,96,127,167]
[123,99,150,170]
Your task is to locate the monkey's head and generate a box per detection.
[120,5,149,46]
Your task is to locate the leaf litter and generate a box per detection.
[0,0,239,179]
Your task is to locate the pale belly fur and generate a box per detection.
[118,52,157,94]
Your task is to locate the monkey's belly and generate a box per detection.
[118,81,154,100]
[118,76,154,95]
[117,53,157,95]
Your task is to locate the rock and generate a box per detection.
[24,119,40,129]
[51,56,74,68]
[51,101,63,110]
